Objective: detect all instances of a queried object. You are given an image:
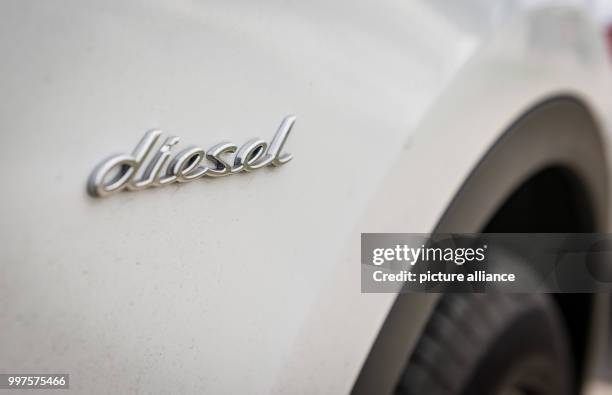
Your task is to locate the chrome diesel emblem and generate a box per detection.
[87,115,296,197]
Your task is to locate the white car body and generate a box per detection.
[0,0,610,393]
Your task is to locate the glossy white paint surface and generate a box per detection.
[0,0,610,393]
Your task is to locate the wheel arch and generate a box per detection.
[352,95,610,394]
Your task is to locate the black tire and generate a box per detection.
[396,293,574,395]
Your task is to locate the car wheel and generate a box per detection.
[396,293,573,395]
